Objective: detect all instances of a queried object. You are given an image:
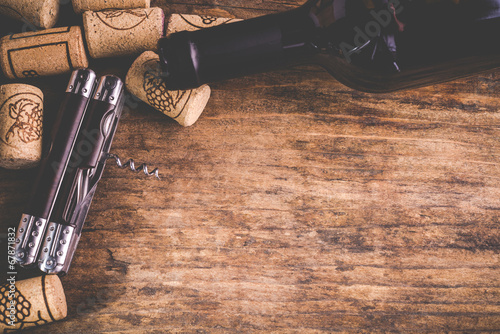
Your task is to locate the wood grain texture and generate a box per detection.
[0,1,499,333]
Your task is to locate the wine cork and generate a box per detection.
[166,14,241,36]
[0,0,60,29]
[0,26,89,79]
[0,275,67,332]
[0,84,43,170]
[72,0,150,15]
[126,51,211,127]
[83,8,164,58]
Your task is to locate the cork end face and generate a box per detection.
[82,12,98,59]
[158,7,166,41]
[43,275,68,320]
[71,0,83,15]
[177,85,211,127]
[148,7,165,52]
[39,0,60,29]
[68,26,90,68]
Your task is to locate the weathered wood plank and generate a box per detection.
[0,0,498,333]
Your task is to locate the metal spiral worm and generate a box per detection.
[106,153,160,180]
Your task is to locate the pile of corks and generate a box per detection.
[0,0,239,170]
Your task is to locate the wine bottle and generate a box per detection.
[158,0,500,93]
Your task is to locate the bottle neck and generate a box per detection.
[158,7,319,90]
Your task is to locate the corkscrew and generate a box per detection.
[14,69,161,275]
[14,69,97,268]
[106,153,160,179]
[37,74,126,275]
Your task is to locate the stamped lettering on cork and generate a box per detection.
[2,94,43,144]
[142,59,192,119]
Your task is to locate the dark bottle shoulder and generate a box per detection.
[301,0,500,92]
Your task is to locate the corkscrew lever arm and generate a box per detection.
[14,69,97,267]
[38,75,125,275]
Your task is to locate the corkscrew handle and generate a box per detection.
[14,69,97,267]
[38,75,124,275]
[79,76,124,168]
[27,69,97,219]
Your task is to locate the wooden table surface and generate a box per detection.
[0,1,499,333]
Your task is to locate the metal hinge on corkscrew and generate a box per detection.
[14,69,159,275]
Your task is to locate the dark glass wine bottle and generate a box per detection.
[158,0,500,93]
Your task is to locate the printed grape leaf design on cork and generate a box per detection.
[0,283,31,325]
[178,14,238,30]
[5,98,43,144]
[200,15,218,25]
[143,60,187,117]
[0,284,49,333]
[22,70,39,78]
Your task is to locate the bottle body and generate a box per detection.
[158,0,500,92]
